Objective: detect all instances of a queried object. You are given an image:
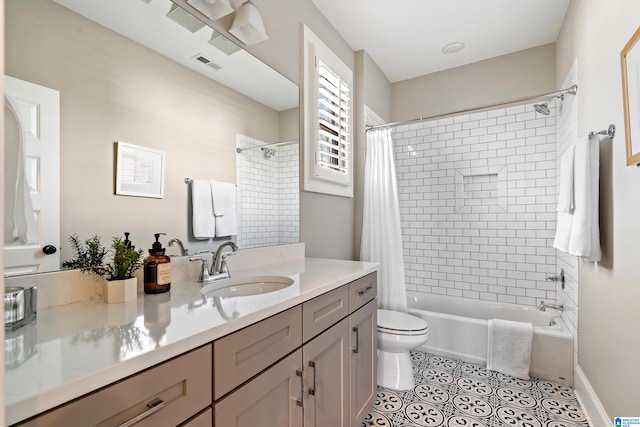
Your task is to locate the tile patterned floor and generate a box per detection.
[362,350,589,427]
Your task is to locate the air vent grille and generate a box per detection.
[192,54,221,71]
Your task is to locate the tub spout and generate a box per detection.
[537,300,564,312]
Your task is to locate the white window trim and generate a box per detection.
[301,25,353,198]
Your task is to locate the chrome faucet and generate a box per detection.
[537,301,564,312]
[210,241,239,281]
[168,238,189,256]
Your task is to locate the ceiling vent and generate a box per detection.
[192,53,221,71]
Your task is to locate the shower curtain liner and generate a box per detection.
[361,128,408,312]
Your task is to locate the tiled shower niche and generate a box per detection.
[393,103,557,306]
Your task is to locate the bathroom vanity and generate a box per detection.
[5,254,378,426]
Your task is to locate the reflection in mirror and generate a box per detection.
[4,0,299,277]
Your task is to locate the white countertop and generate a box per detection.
[4,257,378,425]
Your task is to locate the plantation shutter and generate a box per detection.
[315,59,351,184]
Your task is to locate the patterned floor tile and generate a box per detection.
[362,350,589,427]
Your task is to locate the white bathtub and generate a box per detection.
[407,291,574,386]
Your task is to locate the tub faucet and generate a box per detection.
[537,301,564,312]
[210,241,239,281]
[167,238,188,256]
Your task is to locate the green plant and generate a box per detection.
[100,236,145,281]
[62,234,144,281]
[62,234,108,272]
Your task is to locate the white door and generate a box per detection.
[4,75,60,276]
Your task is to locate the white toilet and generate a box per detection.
[377,309,430,390]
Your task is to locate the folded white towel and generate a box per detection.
[487,319,533,380]
[191,179,215,240]
[210,180,238,237]
[568,133,601,262]
[557,145,575,213]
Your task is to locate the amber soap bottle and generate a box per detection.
[144,233,171,294]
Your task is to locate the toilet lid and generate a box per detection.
[377,309,429,336]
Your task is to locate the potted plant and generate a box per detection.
[63,233,144,303]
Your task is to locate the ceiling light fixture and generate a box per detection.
[208,30,242,55]
[187,0,234,21]
[229,1,268,46]
[166,3,206,32]
[441,42,465,55]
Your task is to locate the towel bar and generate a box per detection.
[588,124,615,139]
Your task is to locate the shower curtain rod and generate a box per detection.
[235,139,298,154]
[365,84,578,132]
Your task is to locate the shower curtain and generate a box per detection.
[360,128,407,312]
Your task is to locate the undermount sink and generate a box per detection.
[201,275,294,298]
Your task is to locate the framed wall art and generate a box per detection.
[115,141,165,198]
[621,26,640,166]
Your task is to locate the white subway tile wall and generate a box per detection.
[393,102,559,306]
[236,134,299,249]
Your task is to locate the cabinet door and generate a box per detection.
[214,349,303,427]
[303,318,350,427]
[349,299,377,427]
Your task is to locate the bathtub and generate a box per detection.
[407,291,574,386]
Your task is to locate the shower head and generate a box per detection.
[260,146,276,159]
[533,101,550,115]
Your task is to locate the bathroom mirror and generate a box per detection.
[4,0,299,277]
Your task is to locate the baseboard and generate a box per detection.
[574,364,612,427]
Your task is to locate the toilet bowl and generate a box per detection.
[377,309,430,390]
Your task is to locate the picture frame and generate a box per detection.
[115,141,165,198]
[621,26,640,166]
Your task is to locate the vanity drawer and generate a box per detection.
[302,285,349,343]
[214,305,302,400]
[348,273,377,313]
[16,345,212,427]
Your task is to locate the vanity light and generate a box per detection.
[166,3,206,32]
[208,30,242,55]
[229,1,268,46]
[187,0,234,21]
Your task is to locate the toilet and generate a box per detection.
[377,309,430,390]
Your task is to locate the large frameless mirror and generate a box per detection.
[4,0,299,277]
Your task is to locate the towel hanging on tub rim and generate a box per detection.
[486,318,533,380]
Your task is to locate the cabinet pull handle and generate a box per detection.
[295,370,304,407]
[118,397,165,427]
[357,285,373,296]
[352,327,359,353]
[308,361,316,396]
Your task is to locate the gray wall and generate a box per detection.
[557,0,640,417]
[391,44,556,121]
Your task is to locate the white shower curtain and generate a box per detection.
[360,128,407,312]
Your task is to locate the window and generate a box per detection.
[302,25,353,197]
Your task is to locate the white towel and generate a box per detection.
[568,134,601,262]
[191,179,215,240]
[210,180,237,237]
[557,145,575,213]
[487,319,533,380]
[4,96,37,245]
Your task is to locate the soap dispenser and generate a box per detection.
[144,233,171,294]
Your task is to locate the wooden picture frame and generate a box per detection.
[621,26,640,166]
[115,141,165,198]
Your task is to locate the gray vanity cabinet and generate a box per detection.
[11,273,377,427]
[213,273,377,427]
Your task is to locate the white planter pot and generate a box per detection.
[104,277,138,304]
